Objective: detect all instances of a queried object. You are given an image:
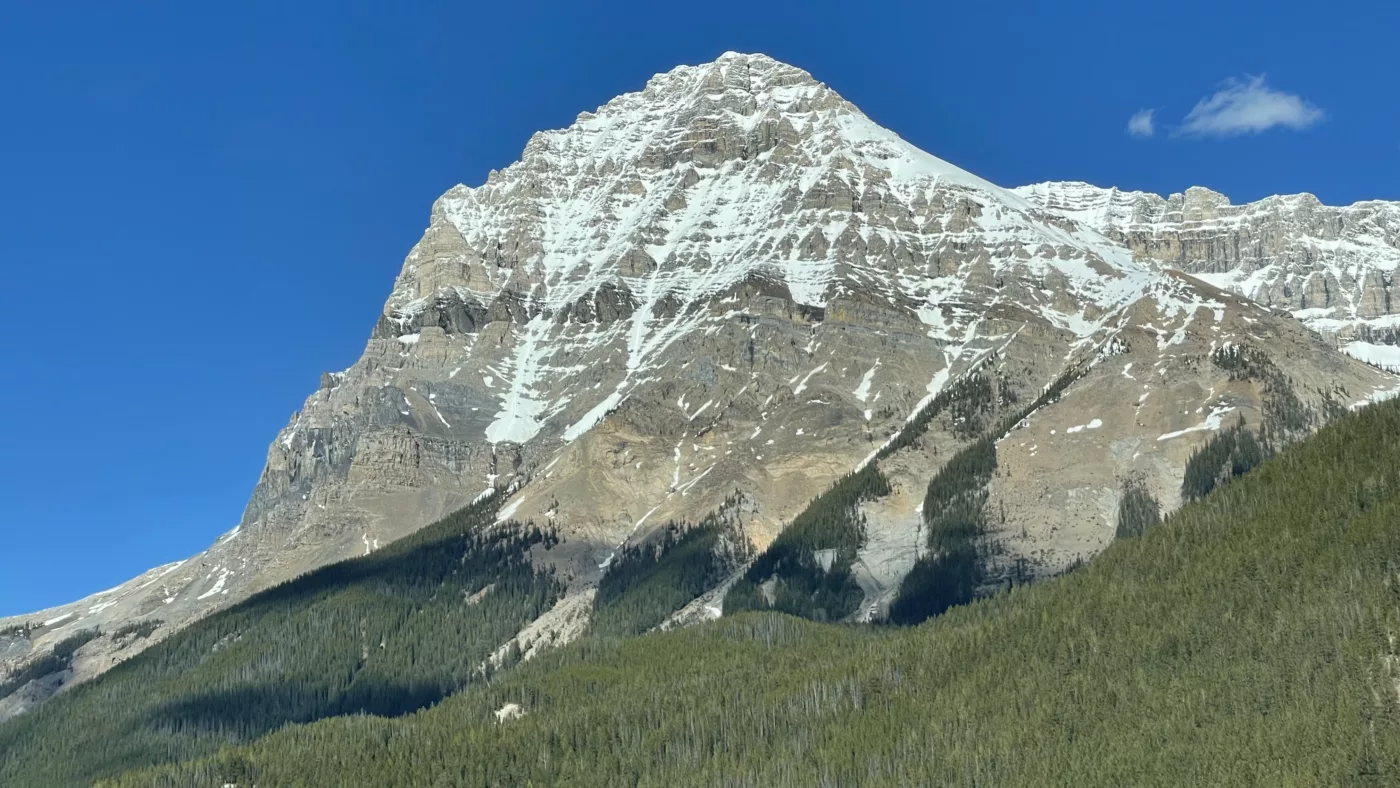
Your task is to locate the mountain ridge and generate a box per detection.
[1013,180,1400,347]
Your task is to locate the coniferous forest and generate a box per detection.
[0,499,561,787]
[4,389,1400,785]
[65,395,1400,787]
[724,370,1003,621]
[591,505,751,638]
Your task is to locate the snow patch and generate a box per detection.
[562,389,625,442]
[792,362,828,395]
[854,359,880,402]
[1157,405,1236,441]
[1065,418,1103,434]
[494,703,525,724]
[484,316,558,445]
[496,495,526,523]
[1344,341,1400,372]
[196,569,231,601]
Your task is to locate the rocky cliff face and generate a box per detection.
[4,53,1396,715]
[1012,181,1400,366]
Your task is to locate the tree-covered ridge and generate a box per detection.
[1180,418,1268,503]
[0,628,98,704]
[724,371,1005,622]
[887,437,995,625]
[873,369,996,461]
[0,498,561,788]
[889,364,1086,623]
[106,394,1400,787]
[1114,475,1162,540]
[723,463,889,621]
[946,371,997,439]
[1188,342,1357,506]
[1209,343,1314,444]
[592,499,753,638]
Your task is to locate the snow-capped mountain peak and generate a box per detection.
[5,54,1394,714]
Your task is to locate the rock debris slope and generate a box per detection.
[3,52,1396,712]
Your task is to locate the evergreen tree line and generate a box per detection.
[727,363,1084,627]
[946,373,996,439]
[108,619,163,643]
[0,497,562,787]
[1209,344,1314,444]
[1113,475,1162,540]
[888,437,996,625]
[1180,419,1269,503]
[888,365,1087,624]
[725,369,1009,623]
[100,396,1400,787]
[0,628,99,703]
[871,368,992,460]
[724,464,890,621]
[592,499,753,638]
[0,621,37,639]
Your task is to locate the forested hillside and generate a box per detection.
[15,51,1394,743]
[0,499,561,787]
[724,369,1008,622]
[591,504,751,638]
[87,396,1400,787]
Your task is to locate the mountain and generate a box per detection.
[1013,181,1400,367]
[10,365,1400,786]
[3,52,1396,716]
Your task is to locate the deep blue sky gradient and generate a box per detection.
[2,0,1396,615]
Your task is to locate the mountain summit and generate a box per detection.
[3,53,1395,714]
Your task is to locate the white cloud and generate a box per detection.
[1126,109,1156,138]
[1178,75,1324,137]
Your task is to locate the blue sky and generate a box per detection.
[2,0,1396,616]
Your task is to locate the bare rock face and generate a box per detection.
[5,53,1397,706]
[1011,181,1400,354]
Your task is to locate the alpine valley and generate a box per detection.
[4,54,1400,780]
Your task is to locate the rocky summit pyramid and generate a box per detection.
[4,52,1397,715]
